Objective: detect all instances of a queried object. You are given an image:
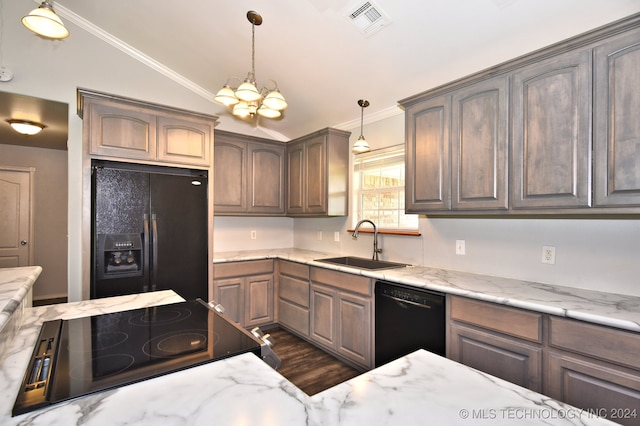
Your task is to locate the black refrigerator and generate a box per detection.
[91,160,208,301]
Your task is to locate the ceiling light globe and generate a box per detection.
[257,105,281,118]
[22,2,69,40]
[7,119,46,136]
[235,81,261,102]
[232,102,251,118]
[352,136,370,154]
[262,90,287,111]
[214,86,239,106]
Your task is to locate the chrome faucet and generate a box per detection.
[352,219,381,261]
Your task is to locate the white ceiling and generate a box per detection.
[50,0,640,141]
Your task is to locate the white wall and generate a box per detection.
[213,217,294,251]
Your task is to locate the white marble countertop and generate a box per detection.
[0,266,42,334]
[0,291,615,425]
[214,248,640,332]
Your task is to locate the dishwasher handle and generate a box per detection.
[378,292,436,309]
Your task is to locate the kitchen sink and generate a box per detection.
[314,256,409,270]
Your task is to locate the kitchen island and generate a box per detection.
[0,266,42,361]
[0,290,615,425]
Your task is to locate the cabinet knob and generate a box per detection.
[20,240,28,246]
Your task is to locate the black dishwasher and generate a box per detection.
[375,281,445,367]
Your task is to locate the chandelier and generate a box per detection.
[214,11,287,119]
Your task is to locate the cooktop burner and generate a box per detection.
[13,300,261,416]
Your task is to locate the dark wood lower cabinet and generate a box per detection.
[213,260,275,328]
[545,352,640,426]
[449,323,542,392]
[448,295,640,425]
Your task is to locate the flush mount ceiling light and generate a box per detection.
[214,11,287,119]
[22,0,69,40]
[6,119,46,136]
[352,99,371,154]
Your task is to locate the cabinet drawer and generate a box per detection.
[214,260,273,279]
[279,299,309,337]
[310,267,371,296]
[548,317,640,370]
[450,296,542,343]
[279,260,309,280]
[279,275,309,308]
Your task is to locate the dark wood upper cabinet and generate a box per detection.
[286,128,351,217]
[594,27,640,207]
[511,49,592,209]
[401,13,640,215]
[79,89,214,168]
[405,95,451,212]
[214,130,286,216]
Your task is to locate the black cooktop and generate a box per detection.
[13,300,261,416]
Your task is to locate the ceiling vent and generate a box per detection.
[347,1,391,37]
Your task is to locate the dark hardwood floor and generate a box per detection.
[268,328,362,396]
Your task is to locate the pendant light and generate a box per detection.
[22,0,69,40]
[214,11,287,119]
[352,99,371,153]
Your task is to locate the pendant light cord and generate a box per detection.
[0,0,5,67]
[250,20,256,82]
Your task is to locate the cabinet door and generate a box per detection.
[245,274,274,327]
[405,96,451,212]
[214,140,247,213]
[213,278,243,325]
[451,77,509,210]
[248,143,285,214]
[310,285,336,348]
[157,115,212,166]
[546,352,640,426]
[594,28,640,207]
[450,323,542,392]
[305,136,327,214]
[88,100,157,161]
[287,141,305,214]
[336,291,372,368]
[511,49,592,209]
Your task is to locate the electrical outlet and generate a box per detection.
[542,246,556,264]
[317,231,323,241]
[334,232,340,242]
[456,240,466,255]
[250,230,257,240]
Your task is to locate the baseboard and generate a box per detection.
[33,296,68,306]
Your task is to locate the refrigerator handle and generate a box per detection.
[143,214,150,292]
[151,213,158,291]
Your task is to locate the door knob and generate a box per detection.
[20,240,28,246]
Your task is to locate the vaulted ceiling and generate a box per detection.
[12,1,640,141]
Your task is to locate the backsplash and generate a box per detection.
[215,216,640,298]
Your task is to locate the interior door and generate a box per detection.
[0,167,34,267]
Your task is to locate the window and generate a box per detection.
[353,145,419,231]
